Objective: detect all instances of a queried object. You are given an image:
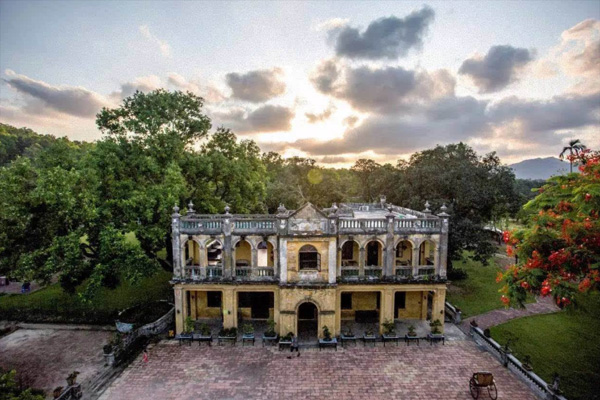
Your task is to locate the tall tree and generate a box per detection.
[560,139,586,173]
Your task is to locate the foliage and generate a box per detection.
[559,139,587,174]
[446,252,533,317]
[447,267,468,280]
[382,319,396,335]
[265,318,276,336]
[0,270,172,324]
[218,327,237,337]
[0,369,45,400]
[407,324,417,336]
[199,323,211,336]
[490,293,600,400]
[429,319,442,334]
[184,316,195,333]
[117,301,172,325]
[242,323,254,335]
[499,150,600,307]
[322,325,332,340]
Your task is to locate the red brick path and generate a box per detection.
[101,340,538,400]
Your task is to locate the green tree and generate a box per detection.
[0,370,45,400]
[560,139,586,173]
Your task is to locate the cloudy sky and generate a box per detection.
[1,1,599,165]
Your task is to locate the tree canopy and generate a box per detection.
[0,89,531,297]
[499,149,600,307]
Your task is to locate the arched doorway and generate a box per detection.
[297,302,318,342]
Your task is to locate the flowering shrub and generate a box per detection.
[499,150,600,307]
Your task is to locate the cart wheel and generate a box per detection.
[469,378,479,399]
[488,383,498,400]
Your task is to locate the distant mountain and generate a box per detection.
[509,157,574,180]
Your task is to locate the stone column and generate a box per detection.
[222,288,237,328]
[189,291,197,319]
[379,289,394,334]
[174,286,185,334]
[251,247,258,269]
[437,206,450,278]
[412,242,420,276]
[385,209,395,277]
[359,247,366,277]
[431,288,446,333]
[280,238,288,283]
[222,206,233,278]
[171,205,181,278]
[328,239,337,284]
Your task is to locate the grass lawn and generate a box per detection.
[446,255,507,317]
[0,269,172,325]
[490,293,600,400]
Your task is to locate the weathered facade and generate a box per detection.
[171,196,449,337]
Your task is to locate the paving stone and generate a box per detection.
[100,339,538,400]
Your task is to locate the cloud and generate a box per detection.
[311,62,455,114]
[270,90,599,159]
[305,104,336,123]
[330,6,435,60]
[139,25,171,57]
[167,72,225,103]
[214,104,294,134]
[225,68,286,102]
[114,75,162,100]
[459,45,534,93]
[558,19,600,78]
[3,69,109,118]
[315,18,349,32]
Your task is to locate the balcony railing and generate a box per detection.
[417,266,435,277]
[235,266,276,280]
[184,265,223,280]
[395,267,412,278]
[364,266,383,278]
[339,219,386,233]
[341,267,360,278]
[394,218,441,233]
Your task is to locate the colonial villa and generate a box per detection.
[171,196,449,339]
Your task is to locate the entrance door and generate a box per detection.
[251,292,272,319]
[297,302,318,342]
[427,292,433,320]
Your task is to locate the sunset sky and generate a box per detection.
[1,1,599,165]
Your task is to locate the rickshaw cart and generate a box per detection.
[469,372,498,399]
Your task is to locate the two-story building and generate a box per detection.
[171,196,449,338]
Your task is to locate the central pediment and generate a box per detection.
[288,203,328,233]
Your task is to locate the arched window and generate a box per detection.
[299,245,320,270]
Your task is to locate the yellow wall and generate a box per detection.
[235,241,252,264]
[419,241,435,264]
[286,238,334,282]
[396,291,424,319]
[395,241,413,264]
[190,291,222,318]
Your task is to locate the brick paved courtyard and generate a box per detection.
[101,339,538,400]
[0,328,111,394]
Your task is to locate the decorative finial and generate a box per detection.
[277,203,287,215]
[224,204,231,215]
[332,202,338,210]
[438,203,450,218]
[173,204,180,214]
[424,200,431,214]
[188,200,195,213]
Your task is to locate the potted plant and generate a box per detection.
[382,319,396,337]
[342,327,354,338]
[321,325,334,342]
[522,355,533,371]
[242,323,254,338]
[279,332,293,344]
[184,316,195,335]
[264,318,277,339]
[429,319,443,335]
[66,371,79,386]
[364,327,375,337]
[407,324,417,337]
[199,323,211,337]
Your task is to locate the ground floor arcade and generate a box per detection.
[173,283,447,337]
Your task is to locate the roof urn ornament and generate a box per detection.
[423,200,432,214]
[173,204,180,215]
[438,203,450,218]
[188,201,195,214]
[224,204,231,215]
[277,203,287,215]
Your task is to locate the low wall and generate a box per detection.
[470,326,568,400]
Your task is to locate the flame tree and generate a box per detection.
[499,149,600,307]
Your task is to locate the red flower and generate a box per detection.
[501,295,510,306]
[520,281,530,290]
[540,286,551,296]
[585,193,592,202]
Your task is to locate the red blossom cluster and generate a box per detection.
[498,150,599,308]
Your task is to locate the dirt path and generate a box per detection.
[459,295,559,333]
